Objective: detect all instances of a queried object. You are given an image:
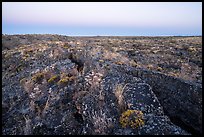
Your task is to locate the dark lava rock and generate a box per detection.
[2,35,201,135]
[117,66,202,135]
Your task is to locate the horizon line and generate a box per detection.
[2,33,202,37]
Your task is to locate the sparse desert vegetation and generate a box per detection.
[2,34,202,135]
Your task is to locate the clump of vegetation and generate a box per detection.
[130,60,138,67]
[169,72,179,77]
[104,64,111,70]
[25,48,34,53]
[23,79,34,93]
[22,53,30,60]
[99,59,104,63]
[60,72,69,78]
[57,76,75,86]
[58,77,69,84]
[4,53,12,59]
[152,50,160,54]
[20,78,27,85]
[68,76,75,82]
[119,109,144,128]
[91,110,112,134]
[147,64,154,69]
[62,43,70,49]
[157,67,163,71]
[16,64,25,72]
[115,61,124,65]
[188,47,197,52]
[115,84,128,113]
[47,75,60,84]
[23,115,32,135]
[32,72,44,84]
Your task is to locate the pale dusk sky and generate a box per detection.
[2,2,202,36]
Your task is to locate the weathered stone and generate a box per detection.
[2,35,201,135]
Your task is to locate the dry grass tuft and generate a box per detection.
[157,67,163,71]
[91,110,112,134]
[23,115,32,135]
[41,95,51,118]
[114,83,128,113]
[23,79,34,93]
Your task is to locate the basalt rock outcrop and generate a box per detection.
[2,34,202,135]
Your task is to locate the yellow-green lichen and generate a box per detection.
[57,77,70,85]
[32,72,44,83]
[119,109,144,128]
[57,76,75,85]
[48,75,59,83]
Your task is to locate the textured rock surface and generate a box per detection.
[116,65,202,134]
[2,35,202,135]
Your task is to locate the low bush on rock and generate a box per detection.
[119,110,144,128]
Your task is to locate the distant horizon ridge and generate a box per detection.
[2,33,202,37]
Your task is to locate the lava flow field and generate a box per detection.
[2,34,202,135]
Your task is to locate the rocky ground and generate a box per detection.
[2,34,202,135]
